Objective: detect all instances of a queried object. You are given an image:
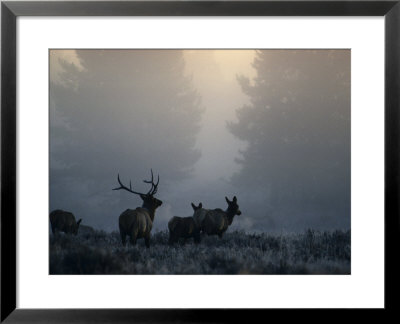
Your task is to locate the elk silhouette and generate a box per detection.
[113,169,162,248]
[202,196,241,238]
[191,202,209,232]
[168,215,201,245]
[50,209,82,235]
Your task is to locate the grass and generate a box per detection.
[49,228,350,275]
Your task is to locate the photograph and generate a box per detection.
[49,49,351,275]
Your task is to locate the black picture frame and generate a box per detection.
[1,1,399,322]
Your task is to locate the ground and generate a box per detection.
[49,229,350,275]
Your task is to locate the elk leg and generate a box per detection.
[129,234,137,246]
[120,232,127,246]
[194,232,201,244]
[119,224,127,246]
[144,233,150,248]
[129,227,139,246]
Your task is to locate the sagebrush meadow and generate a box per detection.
[50,228,350,274]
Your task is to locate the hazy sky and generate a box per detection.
[50,49,350,233]
[183,50,256,181]
[50,49,255,181]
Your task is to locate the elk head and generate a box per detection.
[225,196,241,217]
[113,169,163,214]
[191,202,203,211]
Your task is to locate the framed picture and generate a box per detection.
[1,0,399,322]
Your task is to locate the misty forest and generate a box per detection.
[50,50,350,274]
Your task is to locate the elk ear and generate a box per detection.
[140,194,146,201]
[199,202,202,208]
[233,196,237,203]
[191,203,196,210]
[77,219,82,226]
[225,196,231,204]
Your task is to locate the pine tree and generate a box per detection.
[228,50,350,217]
[50,50,203,229]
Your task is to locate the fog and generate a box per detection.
[50,49,350,233]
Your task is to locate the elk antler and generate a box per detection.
[113,170,160,197]
[113,174,146,196]
[143,169,160,196]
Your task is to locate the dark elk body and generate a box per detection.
[191,202,208,232]
[168,216,200,244]
[113,170,162,248]
[49,209,82,235]
[202,196,241,238]
[118,206,158,247]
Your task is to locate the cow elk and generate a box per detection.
[168,216,201,245]
[202,196,241,238]
[113,169,162,248]
[191,202,209,232]
[50,209,82,235]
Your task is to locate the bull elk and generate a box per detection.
[50,209,82,235]
[168,216,200,245]
[202,196,241,238]
[113,169,162,248]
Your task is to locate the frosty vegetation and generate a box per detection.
[49,228,350,275]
